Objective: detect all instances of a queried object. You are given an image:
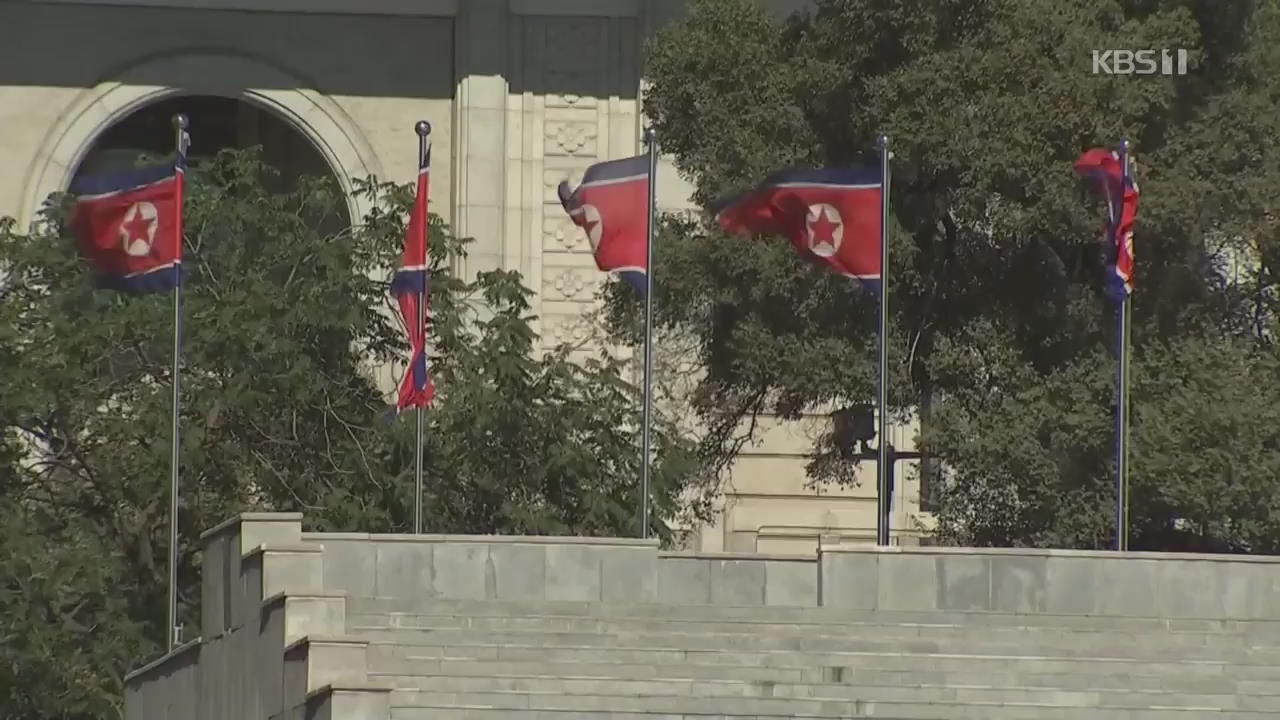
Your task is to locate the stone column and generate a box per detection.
[452,0,510,282]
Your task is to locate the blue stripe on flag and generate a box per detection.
[95,264,181,294]
[618,269,647,298]
[392,268,427,296]
[707,165,882,216]
[70,163,176,196]
[580,155,650,185]
[411,350,428,390]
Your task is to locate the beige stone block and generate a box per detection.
[503,206,534,276]
[503,164,528,215]
[462,170,506,212]
[756,536,823,556]
[725,462,870,497]
[506,106,532,162]
[543,104,599,125]
[729,496,877,531]
[460,108,508,160]
[458,209,503,276]
[460,75,510,111]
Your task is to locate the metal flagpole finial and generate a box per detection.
[415,121,432,137]
[173,113,189,130]
[644,127,656,147]
[877,134,889,149]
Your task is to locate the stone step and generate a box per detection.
[350,604,1280,640]
[347,598,1280,635]
[391,688,873,718]
[369,655,819,683]
[384,672,1264,710]
[367,656,1257,694]
[389,710,912,720]
[350,615,1277,658]
[350,626,1279,664]
[389,689,1280,719]
[366,640,1278,679]
[367,654,1252,693]
[348,610,1275,650]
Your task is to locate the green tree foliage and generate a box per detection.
[628,0,1280,550]
[0,149,696,718]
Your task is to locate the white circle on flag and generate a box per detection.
[119,201,159,257]
[580,203,603,251]
[806,203,844,258]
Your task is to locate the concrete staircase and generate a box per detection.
[353,600,1280,719]
[124,514,1280,720]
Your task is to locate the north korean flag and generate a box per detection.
[69,157,185,294]
[1074,148,1138,303]
[557,155,650,297]
[391,154,434,412]
[711,167,882,293]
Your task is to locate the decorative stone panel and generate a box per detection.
[542,313,594,347]
[543,215,591,253]
[544,120,598,157]
[543,266,598,301]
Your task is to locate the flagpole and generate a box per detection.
[414,120,431,535]
[167,113,188,651]
[639,128,658,539]
[875,135,892,547]
[1115,138,1131,552]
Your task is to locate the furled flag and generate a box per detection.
[710,167,883,293]
[557,155,650,297]
[69,138,189,293]
[1074,148,1138,303]
[391,149,435,412]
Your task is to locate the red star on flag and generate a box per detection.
[809,208,839,245]
[121,209,153,249]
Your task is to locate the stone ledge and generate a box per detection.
[303,532,658,547]
[820,544,1280,564]
[283,635,369,654]
[658,551,816,562]
[244,542,325,559]
[262,590,348,607]
[123,637,201,685]
[305,681,395,699]
[199,511,304,541]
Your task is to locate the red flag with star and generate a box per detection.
[391,144,435,412]
[1074,147,1138,303]
[70,160,185,293]
[710,167,883,293]
[557,154,650,297]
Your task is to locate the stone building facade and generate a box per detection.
[0,0,931,551]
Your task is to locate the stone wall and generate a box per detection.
[123,512,1280,720]
[309,528,1280,620]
